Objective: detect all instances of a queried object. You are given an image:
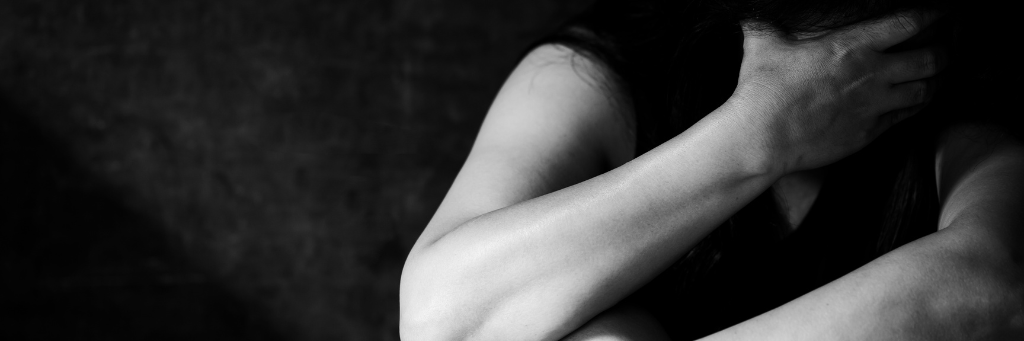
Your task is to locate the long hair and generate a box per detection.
[529,0,1020,338]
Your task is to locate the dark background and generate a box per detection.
[0,0,591,339]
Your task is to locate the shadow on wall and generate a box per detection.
[0,96,282,340]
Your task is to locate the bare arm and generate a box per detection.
[565,126,1024,341]
[399,14,940,341]
[692,124,1024,341]
[401,45,785,341]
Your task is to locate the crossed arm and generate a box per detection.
[398,13,1023,340]
[399,44,783,341]
[564,124,1024,341]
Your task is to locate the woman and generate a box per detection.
[399,0,1024,340]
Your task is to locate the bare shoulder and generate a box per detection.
[411,44,635,249]
[470,43,636,196]
[493,43,636,166]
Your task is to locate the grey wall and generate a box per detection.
[0,0,591,339]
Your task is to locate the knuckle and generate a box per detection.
[829,41,858,64]
[891,13,922,35]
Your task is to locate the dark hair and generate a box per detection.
[528,0,1020,338]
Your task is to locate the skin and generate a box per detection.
[567,124,1024,341]
[399,11,1024,341]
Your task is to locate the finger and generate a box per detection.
[858,11,943,51]
[882,47,947,83]
[875,103,928,132]
[886,78,936,112]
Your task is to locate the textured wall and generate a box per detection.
[0,0,590,339]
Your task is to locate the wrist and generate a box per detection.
[712,95,791,178]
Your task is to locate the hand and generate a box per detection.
[731,11,945,174]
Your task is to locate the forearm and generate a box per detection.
[699,225,1024,341]
[566,224,1024,341]
[691,125,1024,341]
[400,100,781,341]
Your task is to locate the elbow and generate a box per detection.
[399,285,568,341]
[920,271,1024,340]
[399,246,486,341]
[399,252,464,341]
[399,309,501,341]
[398,285,501,341]
[896,242,1024,340]
[956,264,1024,339]
[400,306,559,341]
[400,232,572,341]
[399,249,555,341]
[399,286,475,341]
[399,312,462,341]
